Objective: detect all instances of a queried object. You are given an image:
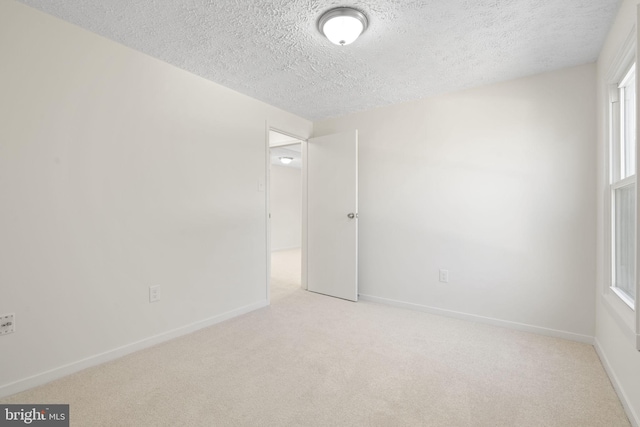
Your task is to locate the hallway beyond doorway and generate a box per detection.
[270,248,301,302]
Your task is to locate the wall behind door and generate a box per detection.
[270,164,302,251]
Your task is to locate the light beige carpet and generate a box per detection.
[1,248,630,426]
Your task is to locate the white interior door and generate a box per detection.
[306,130,358,301]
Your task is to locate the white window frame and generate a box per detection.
[603,26,637,337]
[609,61,637,310]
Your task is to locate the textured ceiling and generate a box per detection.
[17,0,622,120]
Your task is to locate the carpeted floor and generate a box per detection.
[1,248,630,426]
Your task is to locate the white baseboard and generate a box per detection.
[0,300,268,399]
[594,338,640,427]
[358,294,594,344]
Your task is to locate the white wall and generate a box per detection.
[595,1,640,425]
[0,0,312,396]
[270,165,302,251]
[315,63,597,341]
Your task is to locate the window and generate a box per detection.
[610,62,636,309]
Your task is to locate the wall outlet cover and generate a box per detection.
[439,269,449,283]
[0,313,15,335]
[149,286,161,303]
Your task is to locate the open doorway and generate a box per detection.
[268,130,304,302]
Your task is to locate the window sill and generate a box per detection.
[610,286,636,310]
[601,290,636,338]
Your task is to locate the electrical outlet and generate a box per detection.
[0,314,15,335]
[149,286,161,303]
[439,269,449,283]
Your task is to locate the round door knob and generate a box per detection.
[348,213,356,219]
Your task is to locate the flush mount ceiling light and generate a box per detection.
[279,157,293,164]
[318,7,368,46]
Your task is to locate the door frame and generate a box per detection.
[265,125,309,304]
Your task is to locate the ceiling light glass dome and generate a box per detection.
[318,7,368,46]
